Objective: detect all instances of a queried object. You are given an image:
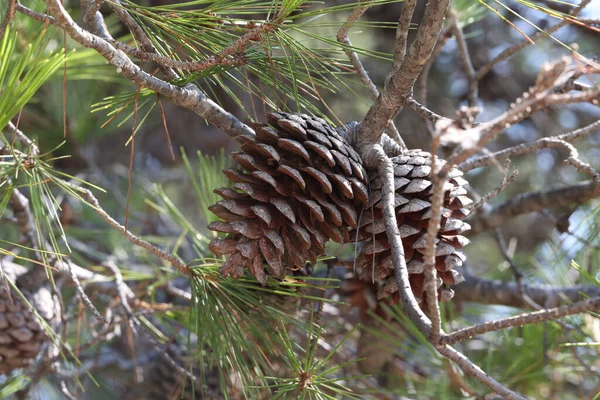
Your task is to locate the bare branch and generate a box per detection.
[459,119,600,172]
[441,296,600,345]
[470,161,518,211]
[391,0,417,71]
[405,97,445,123]
[448,11,478,108]
[422,152,446,342]
[437,345,527,400]
[468,180,600,235]
[454,273,600,309]
[57,178,190,275]
[358,0,450,145]
[15,3,56,24]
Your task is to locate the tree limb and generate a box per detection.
[454,273,600,309]
[358,0,450,146]
[468,180,600,235]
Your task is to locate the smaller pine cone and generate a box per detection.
[0,285,55,374]
[209,112,368,285]
[354,150,472,305]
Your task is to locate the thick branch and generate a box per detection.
[468,180,600,234]
[358,0,450,145]
[454,273,600,309]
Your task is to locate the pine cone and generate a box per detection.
[0,284,56,374]
[209,112,368,284]
[354,150,471,305]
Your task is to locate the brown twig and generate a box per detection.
[470,163,518,211]
[15,3,56,24]
[448,11,478,108]
[422,145,446,342]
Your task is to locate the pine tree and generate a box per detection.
[0,0,600,399]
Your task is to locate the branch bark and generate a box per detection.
[468,180,600,235]
[357,0,450,146]
[454,273,600,309]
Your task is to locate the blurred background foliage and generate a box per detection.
[1,0,600,398]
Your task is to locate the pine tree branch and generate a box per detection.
[56,178,190,275]
[458,119,600,172]
[42,0,255,142]
[468,180,600,235]
[358,0,450,146]
[441,296,600,345]
[436,345,526,400]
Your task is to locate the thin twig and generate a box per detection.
[405,97,446,123]
[459,119,600,171]
[448,11,478,108]
[422,145,445,342]
[366,145,433,337]
[66,259,108,324]
[441,296,600,345]
[15,3,56,24]
[7,121,40,156]
[57,178,190,275]
[391,0,417,71]
[437,345,527,400]
[470,160,518,210]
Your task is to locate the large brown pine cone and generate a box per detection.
[0,285,56,374]
[353,149,471,305]
[209,112,368,284]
